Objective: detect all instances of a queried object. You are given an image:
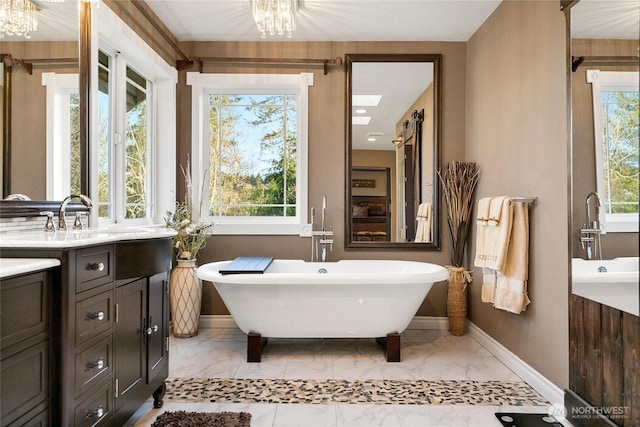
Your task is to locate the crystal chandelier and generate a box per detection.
[251,0,297,39]
[0,0,38,38]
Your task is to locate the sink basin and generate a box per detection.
[572,257,639,316]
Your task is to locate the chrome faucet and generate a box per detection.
[585,191,602,230]
[59,194,93,230]
[580,191,602,260]
[311,194,333,262]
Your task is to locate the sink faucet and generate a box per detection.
[580,191,602,260]
[59,194,93,230]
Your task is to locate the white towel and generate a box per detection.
[474,196,512,271]
[415,203,432,243]
[494,201,530,314]
[488,195,506,226]
[477,197,492,225]
[481,267,497,303]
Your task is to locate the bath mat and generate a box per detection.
[165,378,548,406]
[495,412,562,427]
[151,410,251,427]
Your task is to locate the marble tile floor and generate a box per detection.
[125,327,562,427]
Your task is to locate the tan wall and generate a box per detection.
[465,1,569,388]
[571,38,639,259]
[3,41,78,200]
[178,41,467,317]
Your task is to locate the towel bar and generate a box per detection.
[509,197,537,205]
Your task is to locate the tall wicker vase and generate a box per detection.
[170,259,202,338]
[446,267,471,336]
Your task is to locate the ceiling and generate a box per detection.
[145,0,502,42]
[8,0,637,152]
[10,1,638,45]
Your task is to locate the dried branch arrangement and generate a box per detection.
[438,161,481,268]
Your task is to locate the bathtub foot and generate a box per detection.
[377,333,401,362]
[247,333,268,362]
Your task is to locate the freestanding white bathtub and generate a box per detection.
[197,259,449,362]
[572,257,639,316]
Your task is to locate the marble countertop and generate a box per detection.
[0,226,177,249]
[0,258,62,278]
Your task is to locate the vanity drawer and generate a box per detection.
[1,340,49,427]
[0,271,50,349]
[75,290,114,347]
[75,336,112,399]
[74,381,112,427]
[76,245,114,293]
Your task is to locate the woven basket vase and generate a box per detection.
[447,275,468,336]
[170,259,202,338]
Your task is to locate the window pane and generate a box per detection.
[600,90,639,214]
[208,94,297,217]
[98,54,112,219]
[125,76,148,219]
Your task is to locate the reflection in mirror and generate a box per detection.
[345,54,441,249]
[570,1,639,265]
[1,0,79,200]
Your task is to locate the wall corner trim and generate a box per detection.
[467,321,564,405]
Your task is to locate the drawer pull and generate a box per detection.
[87,311,105,321]
[88,262,105,272]
[146,324,159,335]
[85,405,104,420]
[86,358,104,371]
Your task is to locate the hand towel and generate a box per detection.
[415,203,432,243]
[474,197,492,269]
[488,196,507,226]
[481,267,497,303]
[476,197,492,225]
[475,197,512,271]
[494,201,530,314]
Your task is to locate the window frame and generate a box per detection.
[587,69,639,233]
[43,72,79,200]
[188,72,313,235]
[93,4,177,227]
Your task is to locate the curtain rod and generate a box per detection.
[2,55,78,75]
[572,55,639,72]
[178,56,344,75]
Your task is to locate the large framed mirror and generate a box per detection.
[569,1,639,310]
[345,53,441,249]
[1,1,90,212]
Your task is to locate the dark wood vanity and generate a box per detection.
[1,237,173,426]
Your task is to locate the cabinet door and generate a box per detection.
[114,279,145,412]
[147,272,169,384]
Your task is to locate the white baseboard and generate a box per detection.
[467,321,564,405]
[408,316,449,330]
[198,315,562,405]
[199,315,238,329]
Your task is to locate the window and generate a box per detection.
[43,73,80,199]
[97,49,153,223]
[189,73,312,235]
[94,2,178,228]
[587,70,639,233]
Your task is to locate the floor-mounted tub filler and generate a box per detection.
[197,259,449,362]
[572,257,639,316]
